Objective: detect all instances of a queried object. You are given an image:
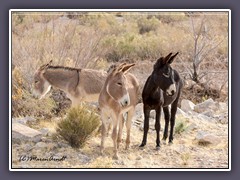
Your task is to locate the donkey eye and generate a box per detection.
[117,82,122,86]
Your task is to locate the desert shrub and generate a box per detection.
[153,12,187,23]
[12,66,57,118]
[12,90,56,118]
[175,120,187,134]
[12,67,24,101]
[137,16,160,34]
[57,105,100,148]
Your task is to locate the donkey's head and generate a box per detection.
[32,61,52,99]
[106,63,135,107]
[152,52,179,96]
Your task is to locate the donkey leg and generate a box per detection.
[111,117,119,159]
[117,114,124,149]
[155,106,161,150]
[125,109,134,150]
[100,122,107,155]
[140,105,150,147]
[169,98,179,144]
[162,106,170,144]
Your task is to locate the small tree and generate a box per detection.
[188,14,226,83]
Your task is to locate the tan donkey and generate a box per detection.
[98,63,139,159]
[32,61,107,106]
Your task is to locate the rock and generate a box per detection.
[215,112,228,124]
[186,110,199,116]
[181,99,195,112]
[187,123,198,131]
[136,155,142,160]
[194,98,215,113]
[219,102,228,113]
[197,114,216,123]
[202,110,214,117]
[195,131,221,145]
[35,142,47,148]
[150,110,156,119]
[12,116,36,124]
[176,107,188,117]
[40,128,50,136]
[12,123,42,143]
[78,153,91,164]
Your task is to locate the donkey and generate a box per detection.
[32,62,107,106]
[139,52,183,150]
[99,63,139,159]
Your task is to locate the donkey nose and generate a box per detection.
[171,90,175,95]
[124,100,129,106]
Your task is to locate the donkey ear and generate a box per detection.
[163,53,173,64]
[117,63,127,72]
[121,63,135,74]
[167,52,179,64]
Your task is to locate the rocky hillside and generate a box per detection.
[12,98,228,169]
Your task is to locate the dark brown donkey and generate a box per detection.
[140,52,183,150]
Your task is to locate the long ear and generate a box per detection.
[117,63,127,72]
[162,53,173,64]
[121,63,135,74]
[167,52,179,64]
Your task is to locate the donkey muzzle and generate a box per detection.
[119,93,130,107]
[166,84,176,96]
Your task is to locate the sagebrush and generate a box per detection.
[57,105,100,148]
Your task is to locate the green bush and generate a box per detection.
[57,105,100,148]
[175,120,187,134]
[137,16,159,34]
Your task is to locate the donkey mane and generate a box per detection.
[47,65,82,72]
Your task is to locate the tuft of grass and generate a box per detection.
[57,105,100,148]
[181,153,191,165]
[175,120,188,134]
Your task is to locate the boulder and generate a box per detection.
[195,131,221,145]
[194,98,216,113]
[12,116,36,124]
[12,123,42,143]
[181,99,195,112]
[176,107,188,117]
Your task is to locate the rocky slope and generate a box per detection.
[11,98,228,169]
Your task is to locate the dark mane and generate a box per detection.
[47,65,82,72]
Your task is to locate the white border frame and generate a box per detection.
[9,9,231,171]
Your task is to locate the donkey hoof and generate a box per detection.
[168,141,173,145]
[139,143,145,149]
[156,146,160,151]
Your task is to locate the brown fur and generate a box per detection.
[32,65,107,106]
[98,63,139,159]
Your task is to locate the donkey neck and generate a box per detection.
[143,75,160,98]
[43,68,79,91]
